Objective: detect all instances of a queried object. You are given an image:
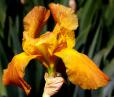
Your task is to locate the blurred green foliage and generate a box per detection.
[0,0,114,97]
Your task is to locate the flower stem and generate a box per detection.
[48,63,56,77]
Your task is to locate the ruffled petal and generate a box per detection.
[22,35,42,55]
[53,25,75,48]
[35,32,57,64]
[37,32,57,52]
[23,6,50,38]
[58,29,75,48]
[55,48,109,89]
[49,3,78,30]
[66,30,75,48]
[50,3,77,48]
[2,52,37,95]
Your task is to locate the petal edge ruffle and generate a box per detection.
[55,48,109,89]
[23,6,50,38]
[2,52,37,95]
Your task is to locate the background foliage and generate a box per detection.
[0,0,114,97]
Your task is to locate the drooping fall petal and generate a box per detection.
[2,52,37,95]
[55,48,109,89]
[49,3,78,30]
[23,6,50,38]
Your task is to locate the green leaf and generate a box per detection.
[104,0,114,27]
[0,38,8,67]
[34,61,44,93]
[93,48,107,67]
[88,21,102,58]
[76,24,91,49]
[93,35,114,66]
[103,59,114,77]
[79,0,101,32]
[8,17,22,54]
[103,35,114,61]
[0,0,7,38]
[97,59,114,97]
[76,0,102,50]
[0,61,7,97]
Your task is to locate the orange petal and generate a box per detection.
[53,25,76,48]
[50,4,77,48]
[49,3,78,30]
[22,35,42,55]
[35,32,57,64]
[52,24,75,49]
[58,29,75,48]
[55,48,109,89]
[23,6,50,38]
[54,42,67,53]
[23,31,57,67]
[66,30,75,48]
[2,52,37,95]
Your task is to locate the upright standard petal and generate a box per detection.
[23,6,50,38]
[50,3,78,48]
[55,48,109,89]
[59,29,75,48]
[22,34,42,55]
[53,25,76,48]
[49,3,78,30]
[35,32,57,64]
[2,52,37,95]
[66,30,75,48]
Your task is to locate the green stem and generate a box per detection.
[0,62,7,96]
[47,63,56,77]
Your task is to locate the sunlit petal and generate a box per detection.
[36,32,57,55]
[58,29,75,48]
[54,42,67,53]
[55,48,109,89]
[53,25,75,48]
[2,52,37,95]
[49,3,78,30]
[66,30,75,48]
[22,34,42,55]
[23,6,50,38]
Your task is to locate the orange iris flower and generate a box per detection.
[2,3,109,95]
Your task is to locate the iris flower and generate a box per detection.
[2,3,109,95]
